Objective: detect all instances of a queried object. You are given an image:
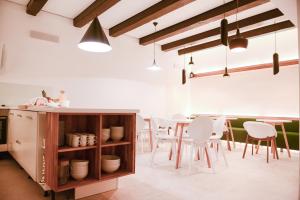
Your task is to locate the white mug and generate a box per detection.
[72,134,80,147]
[87,134,96,146]
[79,134,88,147]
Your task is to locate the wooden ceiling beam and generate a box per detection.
[26,0,48,16]
[178,20,294,55]
[139,0,269,45]
[109,0,195,37]
[73,0,120,28]
[191,59,299,78]
[162,8,283,51]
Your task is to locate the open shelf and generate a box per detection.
[57,177,98,192]
[101,141,131,148]
[101,169,133,181]
[58,145,97,153]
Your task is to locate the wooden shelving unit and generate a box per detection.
[58,146,97,153]
[101,141,131,148]
[45,112,136,192]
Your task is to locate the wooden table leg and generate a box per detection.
[148,120,153,152]
[169,123,179,160]
[175,124,184,169]
[281,123,291,158]
[228,120,235,149]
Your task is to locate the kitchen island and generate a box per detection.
[7,107,138,199]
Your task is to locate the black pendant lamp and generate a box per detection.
[188,55,194,65]
[189,72,195,78]
[229,0,248,53]
[182,53,187,85]
[273,29,279,75]
[223,47,230,77]
[78,18,112,53]
[220,0,228,46]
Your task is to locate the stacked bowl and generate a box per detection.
[70,160,89,180]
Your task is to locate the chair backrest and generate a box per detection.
[243,121,277,139]
[172,114,186,120]
[187,117,213,143]
[213,116,226,137]
[156,118,170,129]
[136,114,146,133]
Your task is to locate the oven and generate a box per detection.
[0,116,7,144]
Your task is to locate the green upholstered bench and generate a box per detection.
[224,118,299,150]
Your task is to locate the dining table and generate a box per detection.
[256,119,292,158]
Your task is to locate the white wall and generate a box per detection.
[166,28,299,117]
[0,0,176,117]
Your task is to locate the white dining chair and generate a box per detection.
[151,118,178,166]
[185,117,215,173]
[136,114,147,152]
[243,121,279,163]
[209,116,228,166]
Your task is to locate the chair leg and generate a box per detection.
[251,140,254,156]
[218,140,228,167]
[189,144,194,173]
[206,144,215,173]
[267,140,269,163]
[271,139,275,159]
[256,140,261,154]
[151,141,158,166]
[273,137,279,160]
[242,135,249,159]
[204,146,211,168]
[226,133,231,151]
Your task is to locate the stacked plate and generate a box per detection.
[70,160,89,180]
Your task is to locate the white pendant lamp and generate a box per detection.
[78,18,112,53]
[147,22,161,71]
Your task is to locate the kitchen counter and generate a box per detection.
[11,107,139,114]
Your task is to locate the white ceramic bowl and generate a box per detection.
[71,171,88,180]
[71,160,89,166]
[110,127,124,141]
[102,129,110,143]
[101,155,121,173]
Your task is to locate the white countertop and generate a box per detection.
[10,106,139,114]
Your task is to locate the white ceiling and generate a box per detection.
[7,0,294,47]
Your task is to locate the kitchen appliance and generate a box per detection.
[0,116,7,144]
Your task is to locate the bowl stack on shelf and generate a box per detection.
[70,160,89,180]
[101,155,121,173]
[101,126,124,143]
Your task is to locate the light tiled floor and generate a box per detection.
[0,143,299,200]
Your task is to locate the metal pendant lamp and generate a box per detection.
[188,55,194,65]
[220,0,228,46]
[223,47,230,77]
[273,27,279,75]
[229,0,248,53]
[147,22,161,71]
[78,18,112,53]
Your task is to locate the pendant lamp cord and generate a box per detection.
[153,22,157,62]
[274,20,277,53]
[223,0,226,19]
[184,50,186,70]
[236,0,239,29]
[225,46,228,68]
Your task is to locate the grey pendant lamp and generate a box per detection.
[78,17,112,53]
[147,22,161,71]
[273,25,279,75]
[223,47,230,77]
[229,0,248,53]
